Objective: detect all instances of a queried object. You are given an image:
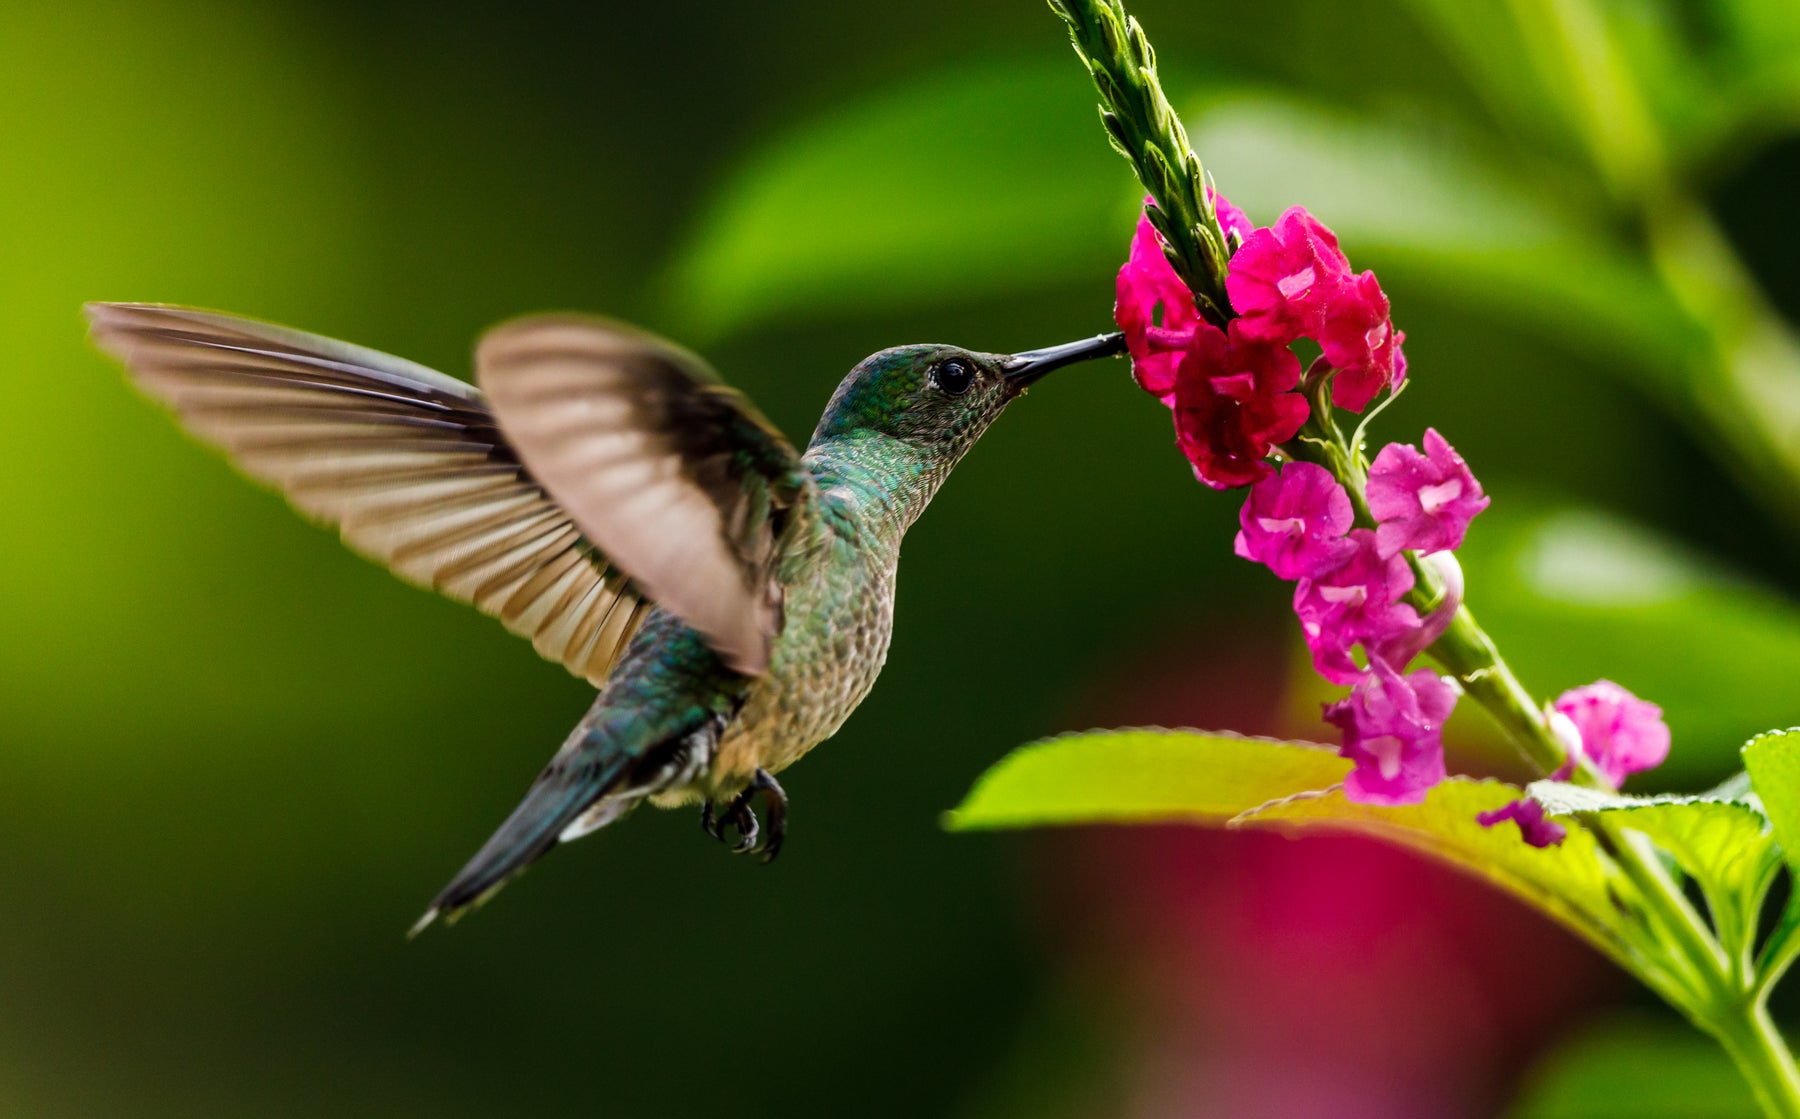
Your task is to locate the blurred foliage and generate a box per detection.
[1506,1015,1760,1118]
[9,0,1800,1115]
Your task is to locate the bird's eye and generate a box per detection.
[932,359,976,396]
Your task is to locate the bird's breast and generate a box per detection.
[709,536,897,790]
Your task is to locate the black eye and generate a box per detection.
[933,359,976,396]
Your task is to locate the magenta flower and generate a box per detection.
[1476,798,1567,848]
[1368,550,1463,669]
[1171,321,1307,489]
[1210,187,1253,245]
[1366,429,1490,558]
[1319,270,1405,412]
[1233,463,1356,579]
[1293,529,1420,684]
[1552,681,1671,786]
[1225,206,1352,345]
[1116,211,1201,402]
[1323,658,1456,805]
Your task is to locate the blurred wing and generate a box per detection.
[476,315,811,675]
[86,302,649,686]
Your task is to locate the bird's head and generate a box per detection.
[809,333,1125,457]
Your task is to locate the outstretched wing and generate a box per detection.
[86,302,649,686]
[476,315,812,675]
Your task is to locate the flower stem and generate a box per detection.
[1711,999,1800,1119]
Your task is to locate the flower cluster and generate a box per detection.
[1116,195,1405,488]
[1235,434,1485,805]
[1116,194,1671,841]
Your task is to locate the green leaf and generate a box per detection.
[1525,780,1776,956]
[946,728,1350,831]
[1454,506,1800,782]
[1745,730,1800,877]
[663,58,1131,340]
[1708,0,1800,149]
[1525,781,1772,899]
[1507,1015,1760,1119]
[1745,730,1800,998]
[1238,778,1632,963]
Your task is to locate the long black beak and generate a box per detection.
[1001,331,1127,391]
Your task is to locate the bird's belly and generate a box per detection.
[706,559,895,793]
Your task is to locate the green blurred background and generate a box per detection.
[7,1,1800,1115]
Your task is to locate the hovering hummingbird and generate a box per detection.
[86,302,1123,930]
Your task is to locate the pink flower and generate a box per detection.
[1116,211,1202,402]
[1320,271,1404,412]
[1323,658,1457,806]
[1233,462,1356,579]
[1366,430,1489,558]
[1210,187,1253,245]
[1226,206,1353,345]
[1294,529,1420,684]
[1171,320,1307,489]
[1552,681,1670,786]
[1476,798,1567,848]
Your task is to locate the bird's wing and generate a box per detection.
[86,302,649,686]
[476,315,812,676]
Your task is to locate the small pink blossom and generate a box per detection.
[1320,271,1405,412]
[1323,658,1457,805]
[1476,798,1567,848]
[1552,681,1670,786]
[1233,462,1356,579]
[1171,320,1307,489]
[1366,430,1489,558]
[1209,187,1253,245]
[1226,206,1353,345]
[1294,529,1420,684]
[1116,211,1201,402]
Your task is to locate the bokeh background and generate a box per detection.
[7,1,1800,1115]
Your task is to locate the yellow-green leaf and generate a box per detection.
[945,728,1349,831]
[1744,729,1800,880]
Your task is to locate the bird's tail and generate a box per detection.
[410,727,638,936]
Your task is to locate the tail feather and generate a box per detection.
[412,748,634,935]
[408,697,732,937]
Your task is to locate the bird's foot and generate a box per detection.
[698,768,787,863]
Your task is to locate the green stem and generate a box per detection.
[1712,1000,1800,1119]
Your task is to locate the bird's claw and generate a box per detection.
[697,768,787,863]
[726,797,759,853]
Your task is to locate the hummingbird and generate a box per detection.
[86,302,1124,931]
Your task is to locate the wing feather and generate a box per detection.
[86,302,646,686]
[476,316,811,675]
